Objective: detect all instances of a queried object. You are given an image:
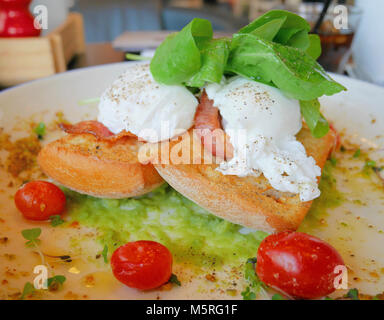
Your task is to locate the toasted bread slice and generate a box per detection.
[153,126,335,232]
[38,133,164,198]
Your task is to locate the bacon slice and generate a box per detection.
[194,91,233,159]
[60,121,136,141]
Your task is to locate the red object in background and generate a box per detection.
[0,0,41,37]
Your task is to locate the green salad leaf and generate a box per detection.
[306,34,322,60]
[238,10,310,48]
[186,38,230,87]
[299,99,330,138]
[226,33,345,101]
[150,18,213,85]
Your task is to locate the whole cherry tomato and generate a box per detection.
[256,231,345,299]
[14,181,66,221]
[111,240,173,290]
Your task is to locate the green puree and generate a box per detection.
[65,160,344,268]
[65,185,268,268]
[300,160,344,230]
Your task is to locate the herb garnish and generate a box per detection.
[101,244,108,264]
[169,274,181,286]
[353,149,361,158]
[34,122,46,140]
[344,288,359,300]
[272,293,285,300]
[50,215,65,227]
[47,275,66,291]
[20,229,67,297]
[240,257,268,300]
[22,228,41,247]
[20,282,35,300]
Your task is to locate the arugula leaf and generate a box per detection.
[150,18,213,85]
[186,38,230,87]
[299,99,330,138]
[20,282,35,300]
[227,34,345,101]
[50,215,64,227]
[169,274,181,286]
[101,244,108,264]
[22,228,41,241]
[34,122,46,140]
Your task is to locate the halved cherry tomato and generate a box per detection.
[111,240,173,290]
[14,181,66,221]
[256,231,345,299]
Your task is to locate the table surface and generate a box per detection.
[75,43,126,68]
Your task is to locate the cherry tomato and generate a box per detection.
[256,231,345,299]
[14,181,66,221]
[111,240,173,290]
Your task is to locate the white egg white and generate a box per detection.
[205,77,321,202]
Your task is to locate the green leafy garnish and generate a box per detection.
[186,38,230,87]
[345,288,359,300]
[299,99,330,138]
[272,293,285,300]
[241,286,256,300]
[227,34,343,101]
[22,228,41,247]
[150,18,214,85]
[50,215,64,227]
[240,257,268,300]
[47,275,66,291]
[330,157,337,167]
[353,149,361,158]
[238,10,321,59]
[101,244,108,264]
[324,296,333,300]
[20,282,35,300]
[34,122,46,140]
[150,10,345,102]
[149,10,345,139]
[169,274,181,286]
[365,160,376,168]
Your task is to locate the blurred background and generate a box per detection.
[1,0,383,88]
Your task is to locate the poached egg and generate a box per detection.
[205,77,321,201]
[98,63,198,143]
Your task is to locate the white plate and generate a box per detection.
[1,62,384,299]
